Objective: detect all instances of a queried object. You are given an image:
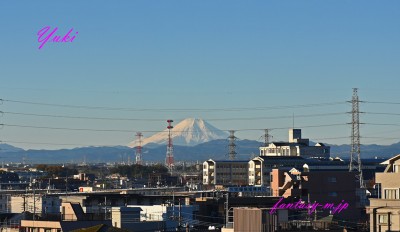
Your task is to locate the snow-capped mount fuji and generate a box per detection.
[129,118,228,147]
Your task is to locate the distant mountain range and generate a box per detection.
[1,140,400,164]
[0,139,260,164]
[1,118,399,164]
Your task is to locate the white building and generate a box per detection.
[128,204,199,230]
[259,129,330,158]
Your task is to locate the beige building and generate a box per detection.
[220,207,288,232]
[0,193,61,215]
[203,160,248,186]
[368,154,400,232]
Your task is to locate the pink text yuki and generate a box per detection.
[37,26,78,49]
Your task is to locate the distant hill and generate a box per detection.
[330,142,400,159]
[0,143,24,153]
[1,140,399,164]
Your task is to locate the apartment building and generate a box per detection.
[248,156,307,186]
[367,154,400,232]
[270,167,361,222]
[203,160,248,186]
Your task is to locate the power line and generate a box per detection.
[363,136,400,140]
[364,101,400,105]
[0,123,349,133]
[309,136,350,140]
[364,122,400,127]
[0,110,348,122]
[0,111,165,121]
[1,124,138,133]
[1,140,120,147]
[0,98,347,112]
[366,112,400,116]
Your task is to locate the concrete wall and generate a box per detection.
[233,208,283,232]
[11,195,42,213]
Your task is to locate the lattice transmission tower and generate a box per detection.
[228,130,237,160]
[135,132,143,165]
[165,120,174,171]
[349,88,364,188]
[262,129,272,147]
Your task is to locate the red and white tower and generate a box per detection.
[165,120,174,171]
[135,132,143,165]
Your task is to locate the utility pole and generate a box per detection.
[33,179,36,221]
[225,193,229,228]
[349,88,364,188]
[178,198,182,231]
[104,196,107,220]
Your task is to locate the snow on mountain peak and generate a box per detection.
[128,118,228,147]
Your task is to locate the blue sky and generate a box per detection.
[0,1,400,150]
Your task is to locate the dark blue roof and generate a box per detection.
[213,160,248,163]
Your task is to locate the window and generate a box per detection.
[328,177,337,183]
[328,192,337,197]
[379,214,388,224]
[384,189,398,199]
